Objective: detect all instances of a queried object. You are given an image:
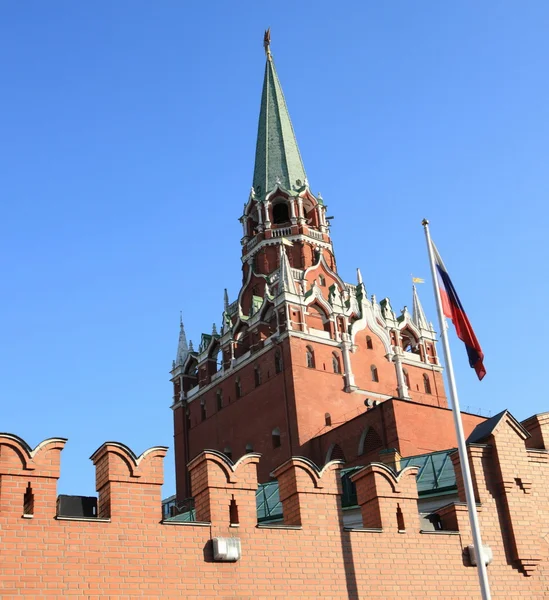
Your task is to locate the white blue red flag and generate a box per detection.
[432,243,486,380]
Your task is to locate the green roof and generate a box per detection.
[165,449,457,524]
[252,54,307,199]
[400,449,457,495]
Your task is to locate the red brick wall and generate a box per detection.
[313,399,486,468]
[1,422,548,599]
[176,341,299,498]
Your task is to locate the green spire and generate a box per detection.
[252,34,307,199]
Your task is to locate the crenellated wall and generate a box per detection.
[1,413,548,599]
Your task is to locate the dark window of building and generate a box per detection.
[235,378,242,398]
[245,443,254,453]
[254,366,261,387]
[366,335,373,350]
[319,274,326,287]
[216,390,223,411]
[273,202,290,224]
[371,365,379,383]
[275,350,283,374]
[403,369,410,389]
[201,401,207,421]
[23,482,34,516]
[325,413,332,427]
[423,374,432,394]
[229,496,239,525]
[272,427,281,449]
[332,353,341,374]
[306,346,315,369]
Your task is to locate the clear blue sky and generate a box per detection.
[1,2,548,497]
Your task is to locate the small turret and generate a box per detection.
[279,243,297,295]
[175,314,189,366]
[412,284,429,331]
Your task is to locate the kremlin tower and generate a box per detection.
[170,33,446,501]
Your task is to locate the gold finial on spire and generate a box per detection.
[264,28,272,60]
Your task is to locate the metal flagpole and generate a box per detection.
[422,219,492,600]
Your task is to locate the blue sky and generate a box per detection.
[1,2,548,497]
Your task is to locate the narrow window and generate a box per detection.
[185,407,191,430]
[319,274,326,287]
[306,346,315,369]
[272,427,281,449]
[371,365,379,383]
[216,390,223,411]
[245,443,254,453]
[325,413,332,427]
[366,335,373,350]
[235,377,242,398]
[223,446,232,461]
[396,503,405,531]
[423,374,432,394]
[254,366,261,387]
[275,350,283,374]
[403,368,410,389]
[23,482,34,516]
[332,353,341,374]
[201,401,207,421]
[229,496,239,525]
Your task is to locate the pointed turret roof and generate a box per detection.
[412,284,429,330]
[175,314,189,365]
[279,244,297,294]
[252,34,307,199]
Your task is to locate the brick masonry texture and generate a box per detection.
[1,411,549,599]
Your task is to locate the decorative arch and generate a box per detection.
[305,302,331,334]
[358,427,383,456]
[272,199,291,225]
[325,443,346,464]
[400,327,421,355]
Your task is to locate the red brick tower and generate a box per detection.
[171,37,447,501]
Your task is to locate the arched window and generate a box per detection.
[358,427,383,456]
[272,202,290,224]
[216,390,223,411]
[423,373,432,394]
[201,400,207,422]
[403,368,410,389]
[272,427,281,449]
[235,377,242,398]
[318,274,326,287]
[223,446,232,461]
[275,350,283,374]
[366,335,373,350]
[332,353,341,374]
[245,443,254,453]
[306,346,315,369]
[254,366,261,387]
[326,443,346,463]
[325,413,332,427]
[371,365,379,383]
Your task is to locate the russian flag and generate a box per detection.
[432,243,486,380]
